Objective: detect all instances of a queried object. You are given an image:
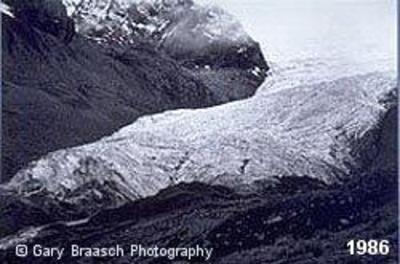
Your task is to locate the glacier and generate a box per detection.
[0,1,397,263]
[7,57,396,207]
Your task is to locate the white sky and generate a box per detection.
[199,0,397,64]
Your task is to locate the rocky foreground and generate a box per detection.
[0,171,397,263]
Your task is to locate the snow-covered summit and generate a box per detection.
[61,0,267,71]
[63,0,249,44]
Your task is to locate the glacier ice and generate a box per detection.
[8,59,396,206]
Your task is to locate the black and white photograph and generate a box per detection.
[0,0,398,263]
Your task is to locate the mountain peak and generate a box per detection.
[61,0,267,72]
[62,0,248,43]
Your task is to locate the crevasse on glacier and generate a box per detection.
[9,58,396,208]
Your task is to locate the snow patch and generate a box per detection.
[251,66,262,77]
[0,3,14,18]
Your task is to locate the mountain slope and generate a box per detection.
[62,0,269,101]
[7,60,396,209]
[1,0,216,181]
[1,0,268,182]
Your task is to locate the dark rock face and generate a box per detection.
[1,0,228,182]
[371,92,398,175]
[3,0,75,43]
